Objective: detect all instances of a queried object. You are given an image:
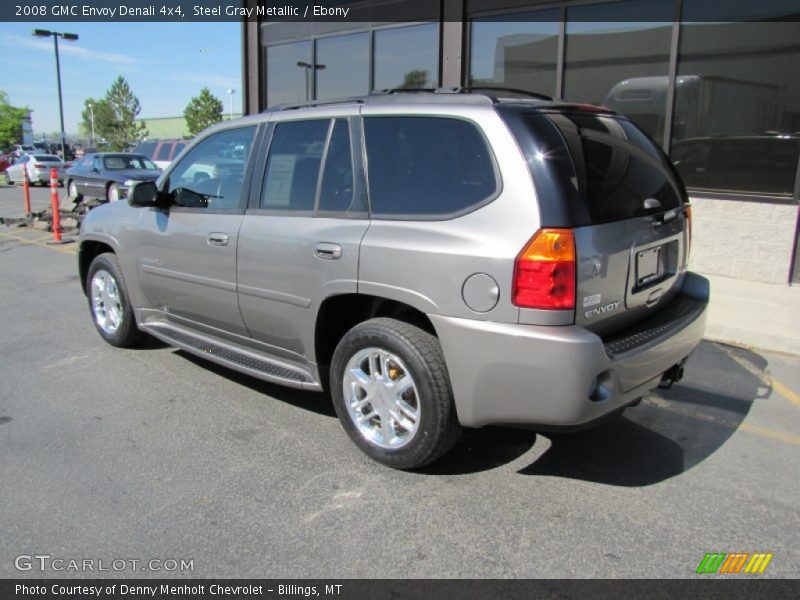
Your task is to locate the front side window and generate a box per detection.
[364,117,498,218]
[166,126,256,210]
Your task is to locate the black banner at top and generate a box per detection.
[2,0,800,23]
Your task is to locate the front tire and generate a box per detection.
[68,180,83,201]
[107,183,120,202]
[330,318,460,469]
[86,253,143,347]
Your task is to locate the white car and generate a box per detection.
[4,154,66,186]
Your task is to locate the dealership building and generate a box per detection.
[241,0,800,284]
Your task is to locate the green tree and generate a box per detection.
[183,88,223,136]
[94,77,148,151]
[0,91,28,150]
[80,97,114,145]
[398,69,430,90]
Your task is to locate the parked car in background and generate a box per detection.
[133,139,189,170]
[4,153,66,185]
[11,144,36,157]
[0,153,13,174]
[66,153,161,203]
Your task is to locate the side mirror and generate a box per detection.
[128,180,163,208]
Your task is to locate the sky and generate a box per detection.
[0,21,241,136]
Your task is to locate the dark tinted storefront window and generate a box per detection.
[266,41,312,107]
[373,24,439,90]
[564,0,673,145]
[469,11,560,98]
[674,1,800,196]
[315,33,370,100]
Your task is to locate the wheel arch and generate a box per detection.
[314,293,438,390]
[78,238,117,295]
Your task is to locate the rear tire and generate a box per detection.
[86,253,144,348]
[330,318,461,470]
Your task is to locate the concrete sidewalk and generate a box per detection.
[702,273,800,355]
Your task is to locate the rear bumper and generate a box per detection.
[431,272,709,429]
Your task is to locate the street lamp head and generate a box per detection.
[62,33,79,41]
[33,29,53,37]
[227,88,235,95]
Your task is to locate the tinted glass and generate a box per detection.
[674,3,800,196]
[167,126,256,210]
[548,112,682,223]
[315,33,369,100]
[266,41,312,107]
[261,120,329,211]
[364,117,497,218]
[373,24,439,90]
[134,141,157,159]
[470,11,559,98]
[564,0,673,145]
[154,144,172,161]
[33,155,60,162]
[318,120,355,213]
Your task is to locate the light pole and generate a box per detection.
[33,29,78,161]
[296,61,326,101]
[87,102,95,148]
[227,88,235,120]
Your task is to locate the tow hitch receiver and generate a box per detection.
[658,362,685,390]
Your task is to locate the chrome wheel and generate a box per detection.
[108,184,120,202]
[68,181,78,199]
[90,269,123,334]
[343,347,421,450]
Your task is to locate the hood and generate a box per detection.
[114,169,162,182]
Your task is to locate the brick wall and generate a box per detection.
[688,196,799,284]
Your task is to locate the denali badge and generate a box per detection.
[585,301,620,319]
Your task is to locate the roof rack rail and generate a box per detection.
[452,86,553,101]
[265,96,366,112]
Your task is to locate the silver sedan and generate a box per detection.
[4,154,66,186]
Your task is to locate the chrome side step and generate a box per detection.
[140,322,322,392]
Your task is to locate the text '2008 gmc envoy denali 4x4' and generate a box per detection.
[78,88,709,469]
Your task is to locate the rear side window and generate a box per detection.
[364,117,498,218]
[154,143,173,162]
[134,141,156,159]
[261,119,329,211]
[500,108,684,226]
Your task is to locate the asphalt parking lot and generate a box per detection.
[1,183,799,579]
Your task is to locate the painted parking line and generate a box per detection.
[0,230,78,255]
[716,343,800,410]
[648,395,800,447]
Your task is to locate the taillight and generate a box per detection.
[512,228,576,310]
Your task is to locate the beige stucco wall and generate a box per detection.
[688,196,799,284]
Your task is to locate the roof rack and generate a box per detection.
[265,96,366,112]
[264,86,555,112]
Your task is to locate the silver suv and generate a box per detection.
[78,89,708,469]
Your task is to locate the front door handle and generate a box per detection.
[314,242,342,260]
[207,232,229,247]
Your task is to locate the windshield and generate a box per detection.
[102,154,158,170]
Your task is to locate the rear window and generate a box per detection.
[500,107,685,227]
[33,155,60,162]
[363,116,498,218]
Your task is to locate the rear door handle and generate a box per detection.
[314,242,342,260]
[207,232,229,247]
